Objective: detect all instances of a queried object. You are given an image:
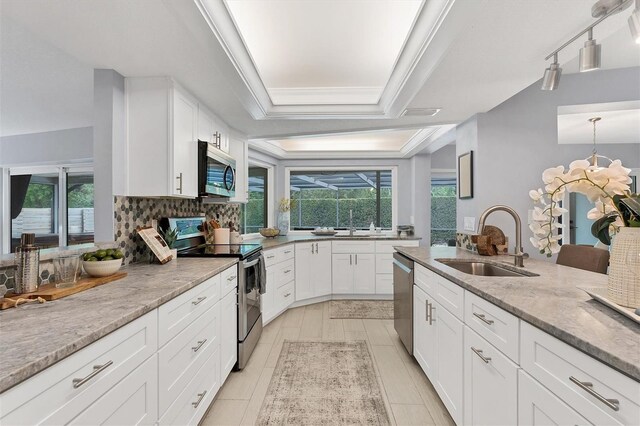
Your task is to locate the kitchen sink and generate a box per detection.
[436,259,535,277]
[333,235,372,238]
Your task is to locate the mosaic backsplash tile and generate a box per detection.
[114,196,241,265]
[456,232,477,252]
[0,262,56,297]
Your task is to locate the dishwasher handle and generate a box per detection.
[393,258,413,274]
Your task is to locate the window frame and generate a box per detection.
[284,166,398,233]
[241,159,274,238]
[1,163,93,254]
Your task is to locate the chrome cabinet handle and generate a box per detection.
[425,299,429,321]
[284,250,292,254]
[192,339,207,352]
[176,172,183,194]
[192,296,207,306]
[72,361,113,388]
[315,243,318,253]
[192,390,207,408]
[471,347,492,363]
[227,275,237,281]
[284,269,291,274]
[284,293,291,297]
[267,255,275,259]
[428,303,435,325]
[569,376,620,411]
[473,312,494,325]
[355,254,358,265]
[312,243,315,254]
[350,254,352,265]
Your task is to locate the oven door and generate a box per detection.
[238,254,262,341]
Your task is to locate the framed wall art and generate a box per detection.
[458,151,474,199]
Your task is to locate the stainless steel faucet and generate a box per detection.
[349,209,355,236]
[477,205,528,267]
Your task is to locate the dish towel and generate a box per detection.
[256,254,267,295]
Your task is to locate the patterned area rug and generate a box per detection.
[256,341,391,425]
[329,300,394,319]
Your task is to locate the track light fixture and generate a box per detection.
[542,0,637,90]
[541,54,562,90]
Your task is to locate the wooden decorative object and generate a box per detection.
[136,226,173,264]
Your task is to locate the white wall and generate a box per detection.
[0,127,93,166]
[456,67,640,259]
[431,145,457,170]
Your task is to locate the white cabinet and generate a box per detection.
[353,253,376,293]
[295,241,331,301]
[413,285,437,378]
[464,326,518,426]
[331,253,353,294]
[518,370,590,426]
[228,132,248,203]
[332,248,375,295]
[124,77,198,198]
[263,246,297,324]
[198,104,229,153]
[220,289,237,382]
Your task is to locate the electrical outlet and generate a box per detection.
[464,217,476,232]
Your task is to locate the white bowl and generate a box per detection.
[82,258,123,277]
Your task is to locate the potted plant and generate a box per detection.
[529,159,639,307]
[159,227,179,259]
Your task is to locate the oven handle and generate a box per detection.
[243,258,260,268]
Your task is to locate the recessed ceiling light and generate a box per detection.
[401,108,441,117]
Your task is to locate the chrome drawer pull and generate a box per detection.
[227,275,237,281]
[72,361,113,388]
[471,347,491,363]
[267,255,275,259]
[428,303,435,325]
[284,269,292,274]
[192,390,207,408]
[176,173,183,193]
[192,296,207,306]
[284,250,292,254]
[192,339,207,352]
[284,293,291,297]
[473,312,494,325]
[569,376,620,411]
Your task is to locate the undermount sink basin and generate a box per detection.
[333,235,371,238]
[436,259,533,277]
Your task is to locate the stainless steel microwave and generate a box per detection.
[198,140,236,198]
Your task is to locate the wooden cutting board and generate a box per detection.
[1,271,127,310]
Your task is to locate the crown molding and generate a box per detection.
[195,0,464,120]
[268,87,383,106]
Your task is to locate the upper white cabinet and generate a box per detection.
[124,77,198,198]
[228,131,248,204]
[197,104,229,153]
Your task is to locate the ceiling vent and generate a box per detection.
[401,108,441,117]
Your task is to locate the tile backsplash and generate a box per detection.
[114,196,241,265]
[0,262,56,296]
[456,232,477,252]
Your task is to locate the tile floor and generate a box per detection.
[202,301,455,426]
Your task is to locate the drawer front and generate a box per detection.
[276,258,295,286]
[464,326,518,426]
[376,253,393,274]
[70,355,158,426]
[280,245,295,262]
[158,302,220,415]
[434,273,464,320]
[375,239,419,253]
[277,281,295,312]
[332,240,375,254]
[0,311,158,425]
[414,264,437,299]
[521,322,640,426]
[220,265,238,298]
[464,291,519,362]
[158,274,221,347]
[375,274,393,294]
[159,347,220,426]
[518,370,590,426]
[264,248,279,267]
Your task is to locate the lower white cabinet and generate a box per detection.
[70,355,158,426]
[332,253,375,294]
[518,370,590,426]
[463,326,518,426]
[413,285,437,378]
[295,241,331,300]
[220,289,238,381]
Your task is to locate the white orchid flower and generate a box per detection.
[529,188,544,203]
[587,200,616,220]
[542,166,565,185]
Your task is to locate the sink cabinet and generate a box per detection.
[296,242,332,300]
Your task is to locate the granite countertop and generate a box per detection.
[0,257,238,393]
[395,246,640,381]
[244,233,421,250]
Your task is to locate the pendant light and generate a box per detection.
[541,53,562,91]
[630,0,640,44]
[579,28,602,72]
[586,116,613,169]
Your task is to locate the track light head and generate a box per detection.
[541,56,562,91]
[579,29,601,72]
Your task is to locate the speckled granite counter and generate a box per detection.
[244,234,421,250]
[395,246,640,381]
[0,257,237,393]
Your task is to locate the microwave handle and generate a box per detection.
[223,165,236,191]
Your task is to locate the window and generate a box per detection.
[289,170,393,230]
[7,166,94,252]
[431,175,456,246]
[241,166,268,234]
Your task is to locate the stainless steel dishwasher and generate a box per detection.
[393,252,414,355]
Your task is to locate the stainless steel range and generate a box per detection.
[161,217,265,370]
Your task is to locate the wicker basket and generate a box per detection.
[607,227,640,308]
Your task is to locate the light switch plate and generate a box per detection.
[464,217,476,232]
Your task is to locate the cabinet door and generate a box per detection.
[332,254,354,294]
[434,301,464,426]
[172,87,198,197]
[413,285,436,378]
[464,326,518,426]
[313,242,332,297]
[295,243,314,300]
[217,121,230,153]
[220,289,237,381]
[197,105,214,143]
[353,253,376,294]
[262,267,277,323]
[518,370,590,426]
[70,355,158,425]
[228,134,248,203]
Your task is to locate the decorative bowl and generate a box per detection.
[259,228,281,238]
[82,258,123,277]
